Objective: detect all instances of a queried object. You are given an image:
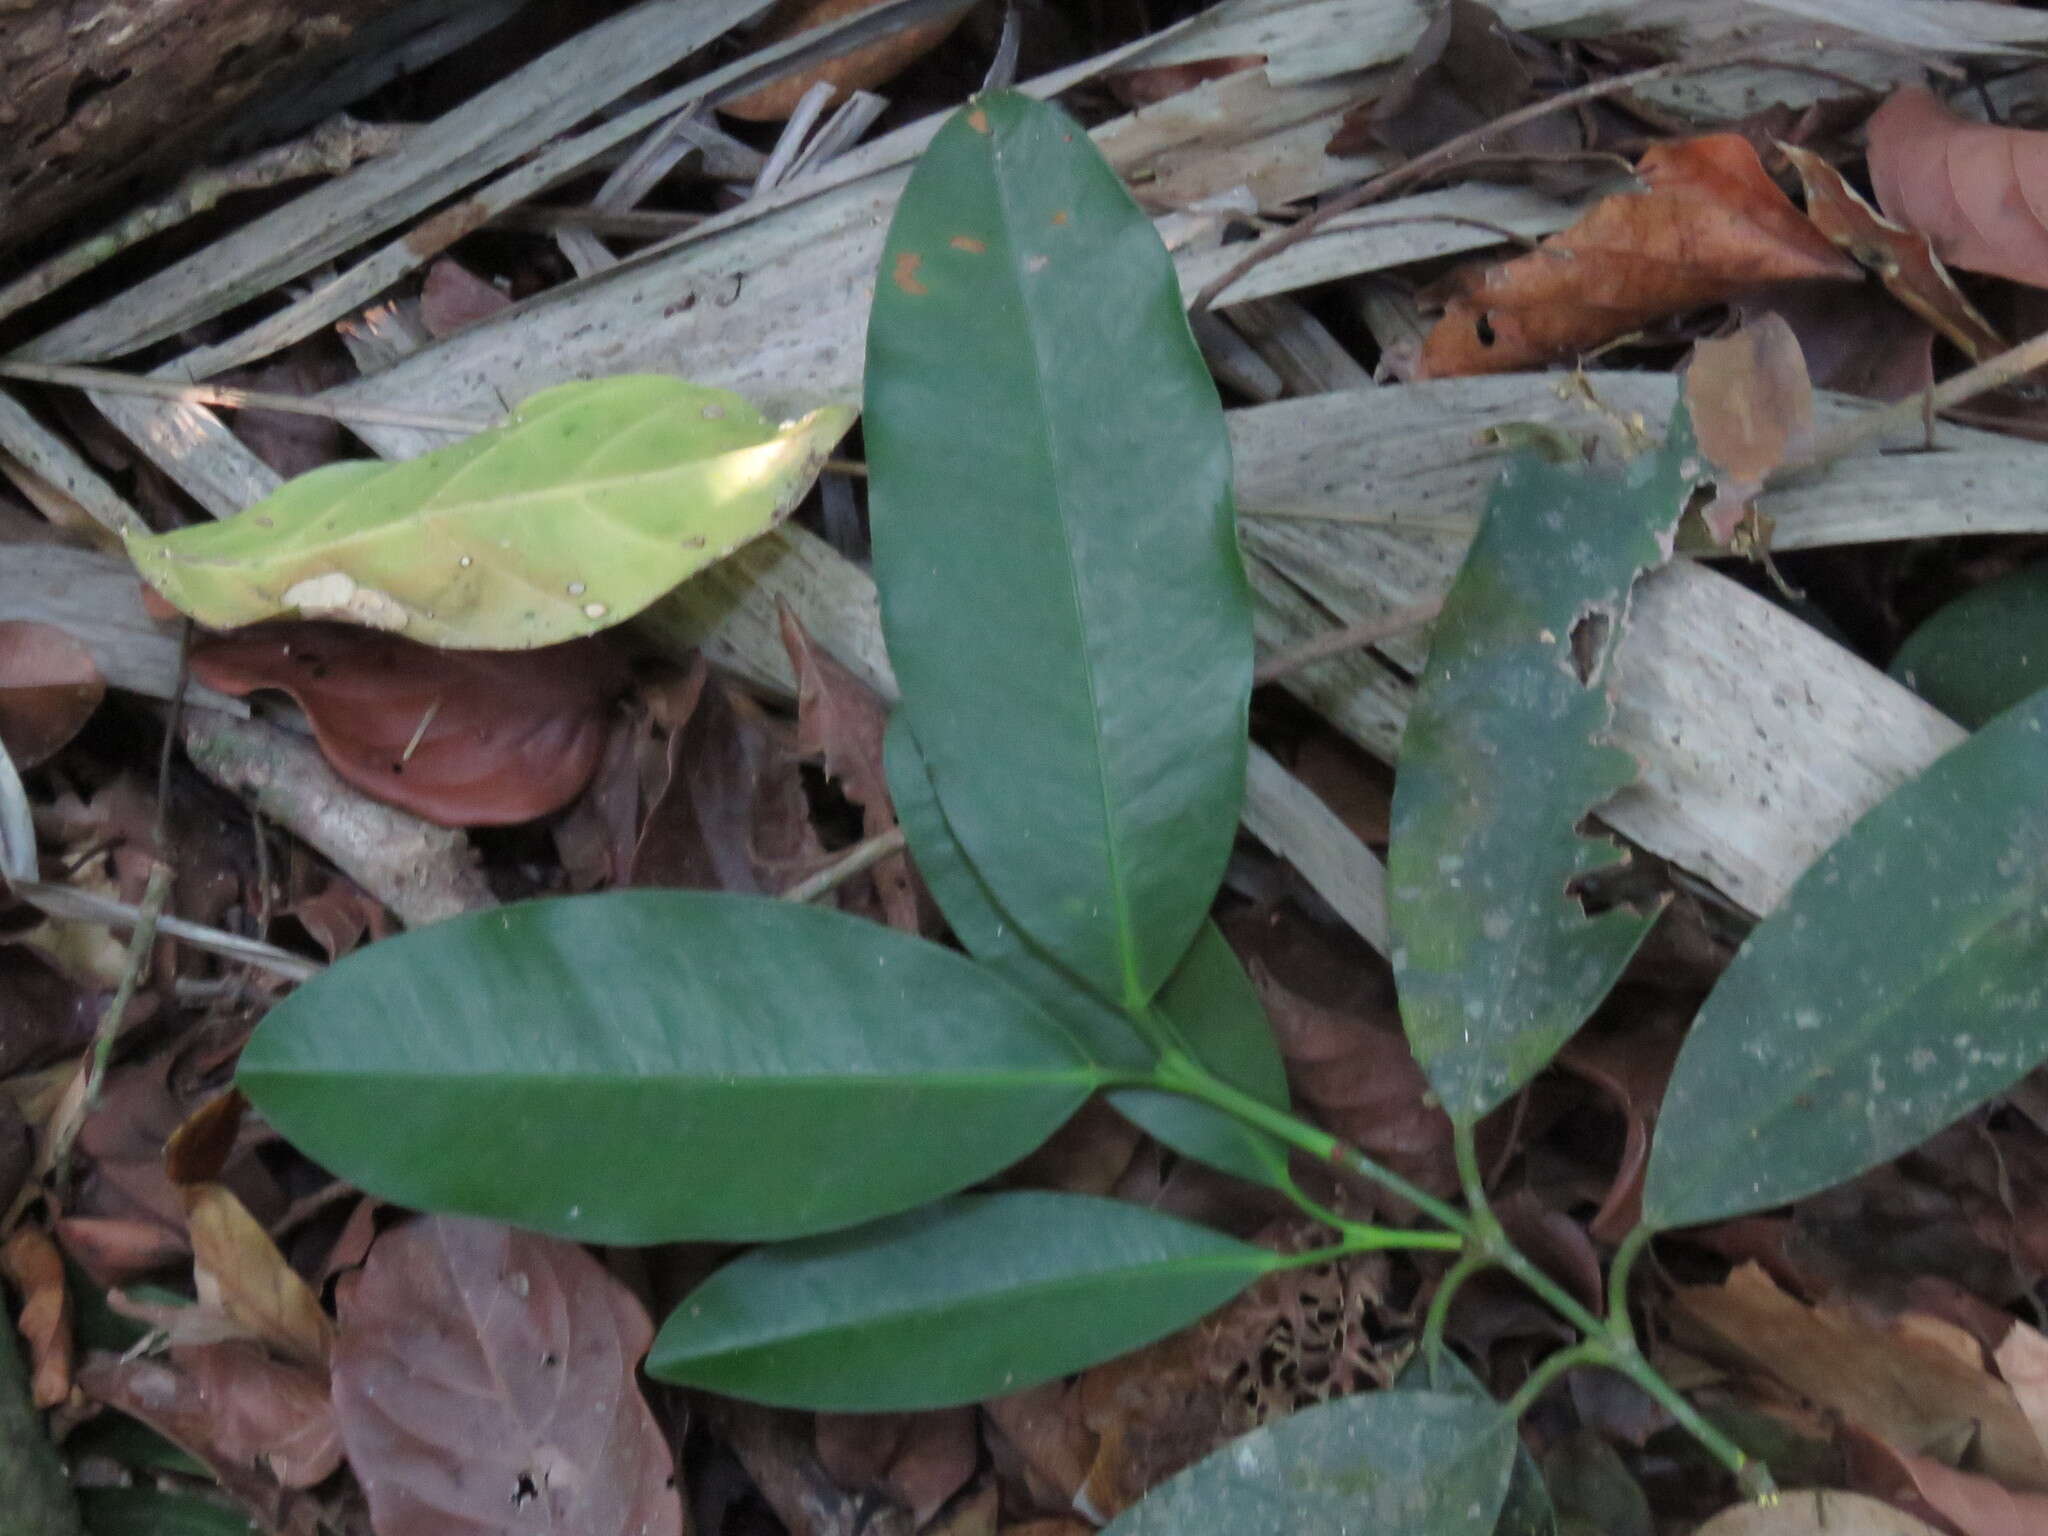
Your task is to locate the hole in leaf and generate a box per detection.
[1568,608,1611,685]
[1474,312,1497,347]
[513,1473,538,1507]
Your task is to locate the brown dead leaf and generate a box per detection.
[331,1214,681,1536]
[815,1409,978,1527]
[1692,1489,1941,1535]
[80,1341,341,1503]
[189,622,626,827]
[0,620,103,770]
[419,258,511,339]
[1673,1262,2048,1491]
[1555,1021,1683,1244]
[1250,961,1457,1199]
[1867,86,2048,291]
[0,944,93,1079]
[779,603,918,930]
[1993,1321,2048,1458]
[1684,313,1814,544]
[1418,134,1861,377]
[721,0,969,122]
[1780,141,2004,361]
[1737,285,1934,403]
[1106,57,1265,111]
[0,1226,72,1407]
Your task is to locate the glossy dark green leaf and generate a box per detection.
[648,1192,1276,1410]
[238,891,1104,1243]
[866,91,1253,1011]
[1103,1387,1518,1535]
[886,716,1292,1186]
[1398,1350,1557,1536]
[1643,687,2048,1231]
[1388,409,1704,1123]
[80,1487,253,1536]
[1891,560,2048,728]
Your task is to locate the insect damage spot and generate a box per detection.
[283,573,409,632]
[967,108,990,134]
[1568,606,1612,685]
[892,252,929,295]
[1051,210,1070,226]
[949,235,986,253]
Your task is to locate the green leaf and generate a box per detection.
[80,1487,253,1536]
[1891,560,2048,728]
[1387,408,1703,1123]
[1103,1387,1518,1535]
[648,1191,1276,1410]
[126,376,853,649]
[1642,686,2048,1231]
[237,891,1103,1243]
[866,92,1252,1011]
[886,715,1293,1186]
[1398,1350,1557,1536]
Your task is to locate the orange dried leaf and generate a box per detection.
[1419,134,1861,377]
[0,1227,72,1408]
[721,0,969,123]
[1780,139,2005,361]
[1868,85,2048,290]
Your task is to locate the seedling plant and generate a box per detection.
[231,94,2048,1528]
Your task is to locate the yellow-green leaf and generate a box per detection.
[126,376,854,649]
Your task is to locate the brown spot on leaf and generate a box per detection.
[1052,210,1069,226]
[949,235,986,253]
[892,251,929,295]
[967,108,990,133]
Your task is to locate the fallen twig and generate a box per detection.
[779,826,908,904]
[1254,597,1444,684]
[0,360,488,436]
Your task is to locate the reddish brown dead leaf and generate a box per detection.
[189,622,625,827]
[1780,140,2004,361]
[778,603,919,929]
[1555,1024,1683,1244]
[814,1409,978,1527]
[0,944,93,1079]
[268,875,388,962]
[1673,1261,2048,1491]
[0,619,103,769]
[1418,134,1862,377]
[1868,86,2048,291]
[0,1226,72,1407]
[720,0,969,122]
[1250,961,1457,1199]
[1845,1425,2048,1536]
[1738,285,1934,402]
[331,1214,681,1536]
[80,1341,341,1503]
[419,258,511,339]
[1684,313,1814,544]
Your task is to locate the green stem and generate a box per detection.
[1152,1051,1470,1237]
[1418,1248,1495,1384]
[1606,1225,1653,1349]
[1500,1341,1605,1421]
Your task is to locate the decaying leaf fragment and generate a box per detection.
[1683,312,1813,545]
[1867,85,2048,290]
[1419,135,1861,377]
[127,375,854,650]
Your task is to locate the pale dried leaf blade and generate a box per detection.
[126,377,854,650]
[1692,1490,1941,1535]
[182,1183,334,1370]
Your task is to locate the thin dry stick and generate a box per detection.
[0,360,490,435]
[0,116,406,327]
[779,825,908,904]
[1254,597,1444,684]
[1190,42,1791,313]
[1780,323,2048,478]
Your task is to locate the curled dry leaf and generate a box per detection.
[79,1341,342,1498]
[1778,141,2004,362]
[331,1215,682,1536]
[1249,961,1457,1199]
[1684,312,1814,545]
[0,1226,72,1408]
[1419,134,1861,377]
[721,0,970,122]
[814,1409,978,1527]
[183,1184,333,1370]
[0,619,103,769]
[190,623,625,827]
[1867,86,2048,291]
